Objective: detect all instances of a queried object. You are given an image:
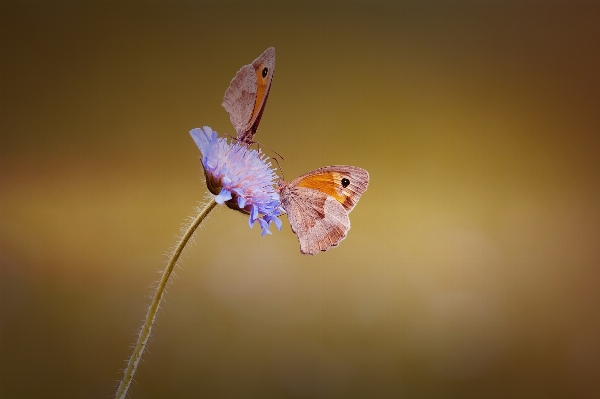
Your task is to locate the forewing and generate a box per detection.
[221,48,275,144]
[244,47,275,143]
[282,186,350,255]
[291,165,369,213]
[222,64,257,137]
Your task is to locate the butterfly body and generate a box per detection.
[222,47,275,145]
[279,166,369,255]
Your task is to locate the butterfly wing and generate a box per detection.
[222,64,256,138]
[222,47,275,144]
[281,166,368,255]
[281,186,350,255]
[289,165,369,213]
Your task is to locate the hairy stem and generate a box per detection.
[115,199,218,399]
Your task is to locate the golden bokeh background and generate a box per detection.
[1,2,599,398]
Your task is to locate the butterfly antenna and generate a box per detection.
[223,133,285,176]
[222,133,248,157]
[224,132,250,147]
[255,142,285,173]
[273,157,285,181]
[237,137,286,169]
[260,143,284,162]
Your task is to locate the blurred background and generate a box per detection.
[1,1,599,398]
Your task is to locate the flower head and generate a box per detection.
[190,126,282,236]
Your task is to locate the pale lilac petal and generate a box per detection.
[237,196,246,208]
[258,218,271,235]
[189,128,209,154]
[271,216,282,231]
[214,188,232,204]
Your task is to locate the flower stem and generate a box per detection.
[115,199,218,399]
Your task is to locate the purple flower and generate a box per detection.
[190,126,282,236]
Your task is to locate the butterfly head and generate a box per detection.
[277,179,287,192]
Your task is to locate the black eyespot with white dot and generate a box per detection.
[341,178,350,188]
[262,67,268,78]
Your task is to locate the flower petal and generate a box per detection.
[214,188,232,204]
[190,128,205,149]
[271,216,283,231]
[237,195,246,209]
[248,204,258,227]
[258,218,271,236]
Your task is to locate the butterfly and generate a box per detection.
[222,47,276,145]
[278,166,369,255]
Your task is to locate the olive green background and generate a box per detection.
[1,1,599,398]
